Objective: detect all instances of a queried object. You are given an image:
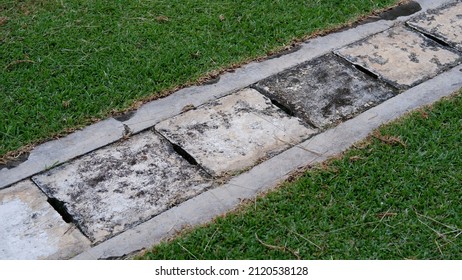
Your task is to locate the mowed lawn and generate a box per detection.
[140,92,462,260]
[1,0,399,158]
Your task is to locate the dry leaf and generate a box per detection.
[372,131,406,147]
[62,100,71,108]
[376,212,397,219]
[349,155,363,162]
[155,15,169,23]
[420,110,429,119]
[0,17,8,26]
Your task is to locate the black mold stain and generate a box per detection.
[340,1,422,27]
[321,88,354,117]
[409,52,419,63]
[114,110,135,122]
[267,45,302,60]
[0,152,30,169]
[87,173,107,187]
[202,76,220,85]
[379,1,422,20]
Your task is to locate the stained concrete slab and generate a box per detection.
[254,54,396,129]
[335,25,461,89]
[32,130,213,243]
[407,1,462,52]
[0,180,90,259]
[74,63,462,260]
[155,88,316,177]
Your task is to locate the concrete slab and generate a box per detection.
[407,1,462,52]
[254,54,396,129]
[0,118,125,189]
[155,88,316,177]
[32,130,213,243]
[0,180,90,259]
[335,25,461,89]
[74,63,462,260]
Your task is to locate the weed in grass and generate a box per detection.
[139,92,462,260]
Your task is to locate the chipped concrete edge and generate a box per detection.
[1,0,447,189]
[73,63,462,260]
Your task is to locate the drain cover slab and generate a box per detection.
[0,180,90,259]
[407,2,462,52]
[155,88,316,177]
[335,25,461,89]
[32,131,212,243]
[253,53,396,129]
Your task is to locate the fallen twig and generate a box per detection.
[0,16,8,26]
[177,242,198,260]
[289,229,322,250]
[255,233,300,259]
[203,228,219,253]
[5,59,35,71]
[435,239,444,257]
[373,207,395,232]
[415,211,459,231]
[416,217,445,239]
[372,131,406,147]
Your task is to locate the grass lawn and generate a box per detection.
[139,91,462,260]
[1,0,399,158]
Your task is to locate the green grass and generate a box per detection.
[1,0,399,157]
[139,92,462,260]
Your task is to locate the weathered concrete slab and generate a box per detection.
[0,180,90,259]
[407,1,462,52]
[0,118,125,190]
[155,88,316,177]
[335,25,461,89]
[254,54,396,129]
[74,63,462,260]
[32,130,213,243]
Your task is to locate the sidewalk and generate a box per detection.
[1,0,461,259]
